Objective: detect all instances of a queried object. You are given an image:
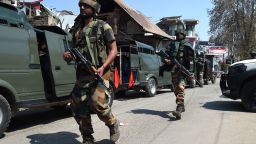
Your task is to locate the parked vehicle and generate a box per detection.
[220,59,256,112]
[112,40,173,97]
[0,2,78,135]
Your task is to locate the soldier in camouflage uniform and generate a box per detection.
[195,52,204,87]
[63,0,120,143]
[164,29,195,120]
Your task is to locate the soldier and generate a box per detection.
[250,50,256,59]
[164,29,195,120]
[195,52,204,87]
[63,0,120,143]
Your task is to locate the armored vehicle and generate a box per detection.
[220,59,256,112]
[0,2,77,135]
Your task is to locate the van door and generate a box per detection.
[157,55,172,86]
[44,31,76,97]
[129,45,140,84]
[0,26,45,100]
[117,45,140,85]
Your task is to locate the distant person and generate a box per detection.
[250,50,256,59]
[63,0,120,143]
[196,57,204,87]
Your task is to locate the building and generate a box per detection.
[157,16,199,49]
[97,0,173,49]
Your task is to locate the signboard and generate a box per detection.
[206,46,227,55]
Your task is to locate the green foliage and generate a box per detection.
[208,0,256,60]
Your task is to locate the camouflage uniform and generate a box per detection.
[69,3,119,142]
[166,30,194,119]
[195,57,204,87]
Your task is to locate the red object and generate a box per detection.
[128,71,134,88]
[114,67,120,88]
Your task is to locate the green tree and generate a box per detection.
[208,0,256,60]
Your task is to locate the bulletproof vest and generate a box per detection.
[175,40,192,70]
[75,20,108,67]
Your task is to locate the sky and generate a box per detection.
[42,0,214,41]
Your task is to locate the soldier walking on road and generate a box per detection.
[63,0,120,143]
[164,28,195,120]
[195,53,205,87]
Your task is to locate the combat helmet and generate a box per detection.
[175,22,186,36]
[79,0,101,13]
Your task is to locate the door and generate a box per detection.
[44,31,76,97]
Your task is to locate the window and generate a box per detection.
[0,18,8,25]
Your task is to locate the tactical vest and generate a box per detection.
[75,20,108,67]
[174,40,192,71]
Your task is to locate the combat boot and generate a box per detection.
[82,135,95,144]
[172,104,185,120]
[107,119,120,143]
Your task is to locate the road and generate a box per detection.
[1,79,256,144]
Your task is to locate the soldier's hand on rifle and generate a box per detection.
[97,64,105,76]
[164,59,172,65]
[63,51,75,62]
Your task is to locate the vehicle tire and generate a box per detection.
[241,79,256,112]
[105,82,115,107]
[0,95,11,136]
[145,77,157,97]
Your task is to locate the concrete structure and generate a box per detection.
[157,16,199,49]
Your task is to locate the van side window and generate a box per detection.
[143,48,151,54]
[130,47,138,54]
[0,19,8,25]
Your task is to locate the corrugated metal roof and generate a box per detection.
[113,0,173,40]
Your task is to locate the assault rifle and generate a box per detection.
[66,46,111,96]
[156,49,202,86]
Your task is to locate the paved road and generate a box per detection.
[1,79,256,144]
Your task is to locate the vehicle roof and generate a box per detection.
[231,59,256,66]
[35,26,68,35]
[117,39,154,50]
[0,2,32,29]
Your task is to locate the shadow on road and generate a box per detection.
[131,109,177,121]
[115,89,172,101]
[27,131,80,144]
[7,107,73,132]
[96,139,112,144]
[203,100,247,112]
[115,90,150,101]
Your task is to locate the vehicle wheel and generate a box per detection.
[145,78,157,97]
[105,83,115,107]
[0,95,11,136]
[241,79,256,112]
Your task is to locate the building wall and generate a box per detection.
[0,0,12,4]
